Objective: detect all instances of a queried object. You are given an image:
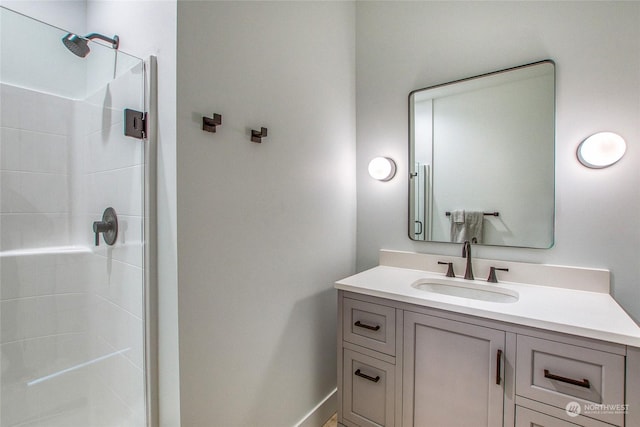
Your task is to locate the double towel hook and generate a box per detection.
[201,114,268,144]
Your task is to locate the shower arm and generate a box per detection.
[86,33,119,50]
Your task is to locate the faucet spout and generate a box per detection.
[462,240,474,280]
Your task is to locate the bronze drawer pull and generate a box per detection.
[354,320,381,331]
[355,369,380,383]
[496,349,503,385]
[544,369,591,389]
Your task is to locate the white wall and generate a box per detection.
[176,2,356,425]
[356,2,640,321]
[0,0,86,33]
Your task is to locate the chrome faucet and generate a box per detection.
[462,240,474,280]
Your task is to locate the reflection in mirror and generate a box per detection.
[409,61,555,248]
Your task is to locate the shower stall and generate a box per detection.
[1,7,153,426]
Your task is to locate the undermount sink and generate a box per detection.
[411,278,519,303]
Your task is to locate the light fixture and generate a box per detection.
[577,132,626,169]
[368,157,397,181]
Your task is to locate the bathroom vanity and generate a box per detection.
[335,251,640,427]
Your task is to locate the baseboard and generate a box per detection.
[294,388,337,427]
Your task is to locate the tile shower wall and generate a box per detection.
[0,83,92,425]
[0,250,92,426]
[0,84,73,250]
[0,62,145,426]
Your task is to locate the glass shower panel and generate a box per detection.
[1,6,147,427]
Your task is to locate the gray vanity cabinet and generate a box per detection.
[337,291,636,427]
[402,311,505,427]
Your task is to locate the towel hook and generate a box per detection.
[202,113,222,133]
[251,127,268,143]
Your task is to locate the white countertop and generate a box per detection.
[335,265,640,348]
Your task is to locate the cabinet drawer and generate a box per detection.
[516,335,625,426]
[343,349,395,427]
[515,405,614,427]
[343,298,395,356]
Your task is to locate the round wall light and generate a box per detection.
[368,157,397,181]
[577,132,626,169]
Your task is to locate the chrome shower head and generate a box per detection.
[62,33,119,58]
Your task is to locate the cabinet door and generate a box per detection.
[403,312,505,427]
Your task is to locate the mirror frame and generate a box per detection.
[407,60,556,248]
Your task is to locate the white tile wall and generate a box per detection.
[1,57,146,426]
[0,84,72,252]
[0,252,91,427]
[0,293,88,343]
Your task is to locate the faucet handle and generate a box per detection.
[438,261,456,278]
[487,267,509,283]
[93,220,109,246]
[93,207,118,247]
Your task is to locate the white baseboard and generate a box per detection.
[294,388,337,427]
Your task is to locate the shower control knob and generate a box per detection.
[93,207,118,246]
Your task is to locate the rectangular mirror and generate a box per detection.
[409,60,555,248]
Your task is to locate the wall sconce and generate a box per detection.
[577,132,626,169]
[368,157,397,181]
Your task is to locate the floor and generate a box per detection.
[322,413,337,427]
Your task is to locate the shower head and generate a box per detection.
[62,33,89,57]
[62,33,119,58]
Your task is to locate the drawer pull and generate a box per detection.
[544,369,591,389]
[496,349,502,385]
[354,320,381,331]
[355,369,380,383]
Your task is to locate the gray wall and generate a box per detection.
[176,2,356,425]
[356,2,640,320]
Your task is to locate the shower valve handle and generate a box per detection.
[93,207,118,246]
[93,221,111,245]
